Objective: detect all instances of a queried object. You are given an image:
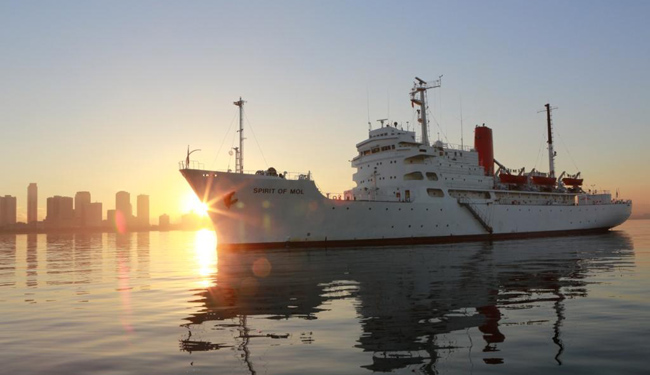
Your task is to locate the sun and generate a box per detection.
[182,191,210,217]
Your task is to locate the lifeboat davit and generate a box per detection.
[531,176,557,186]
[562,177,583,186]
[499,174,527,185]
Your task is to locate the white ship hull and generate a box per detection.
[181,80,632,249]
[181,169,631,249]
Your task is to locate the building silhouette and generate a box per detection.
[137,194,149,227]
[107,209,116,228]
[159,214,170,230]
[27,183,37,223]
[85,202,103,228]
[0,195,17,227]
[115,191,133,225]
[46,196,74,227]
[74,191,91,223]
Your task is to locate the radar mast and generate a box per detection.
[410,76,442,146]
[233,98,246,173]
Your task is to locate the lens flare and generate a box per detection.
[115,210,127,234]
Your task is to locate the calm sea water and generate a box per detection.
[1,221,648,375]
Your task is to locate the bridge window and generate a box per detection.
[426,172,438,181]
[404,172,424,180]
[427,189,444,197]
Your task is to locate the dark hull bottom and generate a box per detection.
[218,226,613,250]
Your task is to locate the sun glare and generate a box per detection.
[196,202,209,217]
[183,191,210,217]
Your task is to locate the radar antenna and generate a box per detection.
[410,76,442,146]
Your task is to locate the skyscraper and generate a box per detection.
[46,196,74,227]
[115,191,132,225]
[85,202,103,228]
[27,183,37,223]
[75,191,91,222]
[107,209,116,227]
[159,214,170,229]
[0,196,5,227]
[0,195,17,227]
[137,194,149,227]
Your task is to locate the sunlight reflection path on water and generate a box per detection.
[193,229,217,288]
[0,222,648,374]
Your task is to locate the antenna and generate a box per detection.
[538,103,558,178]
[459,96,464,149]
[366,86,371,133]
[386,89,390,124]
[377,119,388,128]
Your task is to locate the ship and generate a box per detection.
[180,77,632,249]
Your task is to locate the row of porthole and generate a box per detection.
[358,158,421,170]
[505,208,578,212]
[503,208,597,214]
[389,224,450,229]
[333,207,443,212]
[357,176,398,183]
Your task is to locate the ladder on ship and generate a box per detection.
[458,199,493,234]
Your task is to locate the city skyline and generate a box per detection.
[1,1,649,219]
[0,184,165,226]
[0,184,209,232]
[0,180,209,225]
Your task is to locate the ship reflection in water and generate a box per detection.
[180,232,634,373]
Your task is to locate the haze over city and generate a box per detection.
[1,0,649,221]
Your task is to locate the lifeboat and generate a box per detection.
[499,174,527,185]
[562,177,583,186]
[531,176,557,186]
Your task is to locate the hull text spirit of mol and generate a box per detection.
[181,77,631,249]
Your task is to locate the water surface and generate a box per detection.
[1,221,648,374]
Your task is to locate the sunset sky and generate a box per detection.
[1,0,649,222]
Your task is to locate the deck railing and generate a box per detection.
[178,160,205,170]
[178,161,311,181]
[441,142,474,152]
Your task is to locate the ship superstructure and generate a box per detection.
[180,78,631,249]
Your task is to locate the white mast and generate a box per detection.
[543,103,557,178]
[234,98,245,173]
[410,76,442,146]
